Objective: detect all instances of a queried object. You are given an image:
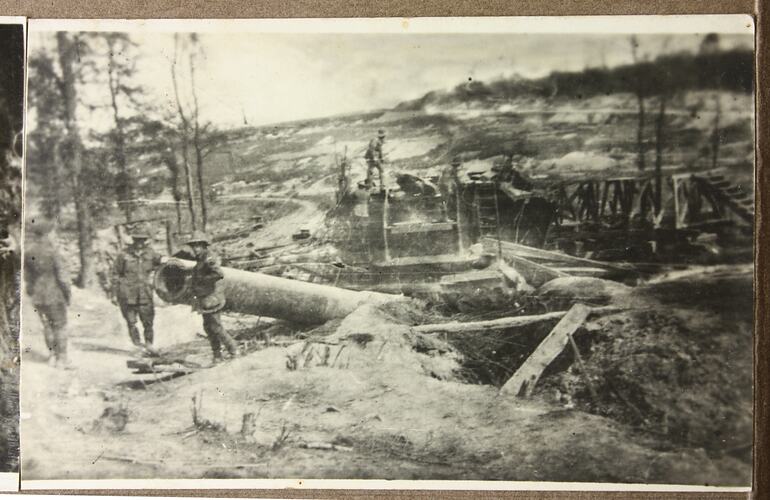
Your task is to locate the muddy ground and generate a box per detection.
[20,260,752,485]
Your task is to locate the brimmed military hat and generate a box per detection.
[377,129,386,138]
[451,156,462,166]
[187,230,210,246]
[129,224,151,239]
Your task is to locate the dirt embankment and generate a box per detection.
[20,264,752,485]
[539,267,753,462]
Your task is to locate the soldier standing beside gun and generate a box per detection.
[186,231,240,364]
[112,225,165,349]
[364,129,386,191]
[24,220,71,368]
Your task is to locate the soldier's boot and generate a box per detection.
[138,304,156,347]
[41,319,56,353]
[55,332,73,370]
[126,323,143,347]
[57,356,74,371]
[219,331,239,357]
[212,321,239,357]
[143,327,155,348]
[204,323,223,363]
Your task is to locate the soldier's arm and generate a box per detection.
[53,251,72,304]
[109,254,124,300]
[112,254,125,277]
[151,248,164,267]
[205,255,225,281]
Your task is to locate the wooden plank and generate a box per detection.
[413,310,567,334]
[414,305,621,335]
[499,303,592,398]
[387,221,456,234]
[482,237,633,273]
[550,267,612,278]
[481,239,568,286]
[504,253,568,287]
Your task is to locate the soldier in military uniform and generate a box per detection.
[187,231,239,363]
[364,129,386,191]
[439,156,463,221]
[24,219,71,368]
[112,225,165,348]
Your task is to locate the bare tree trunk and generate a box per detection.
[106,37,133,222]
[711,93,721,170]
[189,43,208,231]
[57,32,96,288]
[171,35,197,232]
[636,95,646,171]
[630,36,646,172]
[654,96,667,214]
[162,150,184,231]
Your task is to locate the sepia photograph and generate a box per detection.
[0,17,24,491]
[20,17,755,489]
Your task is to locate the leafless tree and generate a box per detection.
[629,36,647,171]
[171,34,198,231]
[711,93,722,170]
[104,33,140,222]
[653,37,671,214]
[56,32,96,287]
[188,34,209,230]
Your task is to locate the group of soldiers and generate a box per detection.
[24,221,240,368]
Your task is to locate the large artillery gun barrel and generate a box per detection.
[154,259,403,325]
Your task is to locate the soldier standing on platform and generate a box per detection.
[364,129,386,191]
[439,156,463,221]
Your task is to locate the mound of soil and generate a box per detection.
[539,269,753,465]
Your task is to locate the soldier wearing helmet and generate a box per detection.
[112,224,165,349]
[364,129,386,192]
[187,231,239,363]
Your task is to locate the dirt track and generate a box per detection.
[212,196,325,260]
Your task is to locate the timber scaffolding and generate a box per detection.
[324,165,752,264]
[544,167,753,259]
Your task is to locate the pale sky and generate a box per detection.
[28,25,753,130]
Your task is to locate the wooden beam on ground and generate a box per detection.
[483,247,568,287]
[482,237,634,274]
[499,303,592,398]
[550,267,613,278]
[413,305,621,335]
[414,310,567,334]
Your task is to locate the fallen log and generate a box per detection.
[500,303,591,397]
[413,305,621,335]
[154,258,404,325]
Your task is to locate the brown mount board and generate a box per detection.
[0,0,757,18]
[7,1,766,500]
